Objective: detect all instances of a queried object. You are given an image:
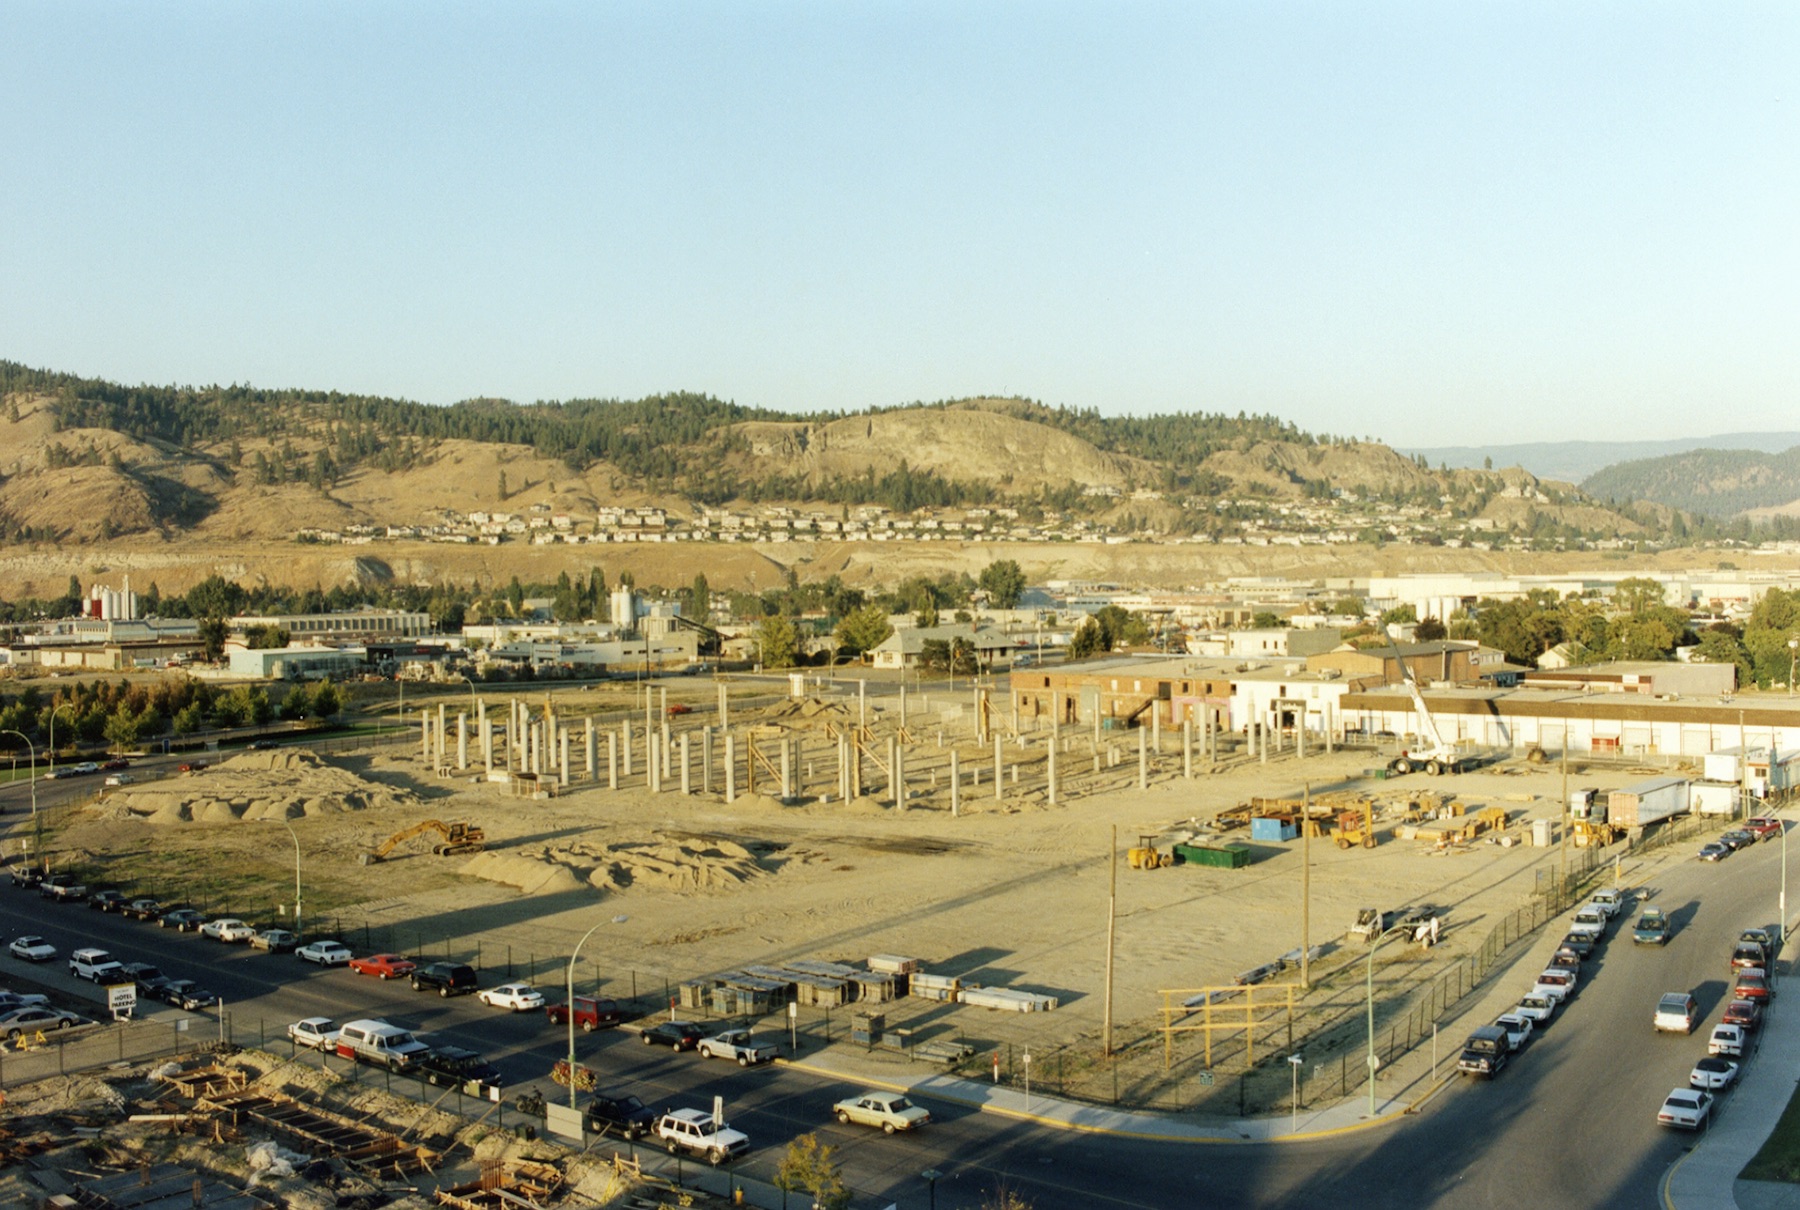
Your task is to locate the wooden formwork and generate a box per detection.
[436,1158,565,1208]
[156,1061,248,1100]
[200,1091,441,1179]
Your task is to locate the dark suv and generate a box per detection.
[411,962,479,997]
[416,1045,502,1089]
[586,1091,659,1139]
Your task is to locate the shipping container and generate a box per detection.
[1606,777,1691,829]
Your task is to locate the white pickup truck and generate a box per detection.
[695,1029,779,1067]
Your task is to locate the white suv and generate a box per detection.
[69,948,127,982]
[654,1108,750,1165]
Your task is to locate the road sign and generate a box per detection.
[713,1095,724,1128]
[106,983,137,1020]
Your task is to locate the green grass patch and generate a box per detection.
[1741,1081,1800,1182]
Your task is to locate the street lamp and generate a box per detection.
[1,730,38,858]
[1288,1053,1305,1134]
[46,702,78,771]
[921,1169,942,1210]
[565,918,609,1111]
[1779,816,1788,986]
[1365,922,1413,1116]
[261,816,302,941]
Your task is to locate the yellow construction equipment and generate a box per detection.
[1332,803,1379,850]
[360,820,487,865]
[1128,834,1169,870]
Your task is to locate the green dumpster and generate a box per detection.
[1172,843,1250,869]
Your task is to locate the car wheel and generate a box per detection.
[710,1149,727,1166]
[836,1110,851,1125]
[439,987,450,998]
[738,1055,750,1067]
[883,1122,897,1135]
[643,1034,654,1044]
[55,1019,69,1030]
[582,1020,595,1033]
[380,971,390,980]
[411,980,422,990]
[666,1139,680,1155]
[5,1028,17,1041]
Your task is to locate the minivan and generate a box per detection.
[335,1019,431,1070]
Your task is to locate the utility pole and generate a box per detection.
[1103,825,1117,1056]
[1301,781,1312,990]
[1558,736,1569,905]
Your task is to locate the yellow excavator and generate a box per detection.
[360,820,487,865]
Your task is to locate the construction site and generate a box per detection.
[4,668,1746,1204]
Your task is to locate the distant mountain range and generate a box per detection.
[1402,433,1800,486]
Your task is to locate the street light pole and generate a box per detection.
[1,730,38,858]
[1288,1052,1304,1134]
[921,1168,942,1210]
[1365,923,1409,1116]
[566,918,608,1111]
[47,702,77,772]
[262,817,302,941]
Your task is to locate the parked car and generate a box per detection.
[199,917,256,943]
[639,1020,705,1051]
[158,908,207,931]
[334,1018,429,1070]
[295,939,353,966]
[410,962,478,997]
[101,757,130,771]
[1588,887,1625,918]
[8,867,44,889]
[1690,1057,1741,1090]
[547,996,624,1031]
[1548,948,1582,972]
[103,773,134,787]
[177,761,208,773]
[1658,1088,1715,1130]
[696,1029,780,1066]
[585,1091,658,1140]
[287,1018,341,1050]
[1531,969,1576,1004]
[666,703,694,716]
[1560,932,1597,960]
[87,890,129,912]
[1736,968,1774,1004]
[1745,817,1783,842]
[833,1091,931,1134]
[415,1045,502,1089]
[1494,1013,1534,1052]
[1699,842,1731,862]
[349,953,417,980]
[121,898,163,921]
[1456,1025,1510,1079]
[159,981,219,1010]
[1514,994,1557,1025]
[1731,941,1769,972]
[247,740,279,750]
[1724,999,1764,1032]
[0,991,50,1014]
[0,1007,82,1038]
[250,929,299,953]
[1708,1023,1747,1058]
[1654,992,1698,1034]
[8,936,56,962]
[120,963,171,996]
[69,948,126,982]
[654,1107,749,1165]
[478,983,546,1012]
[38,875,88,902]
[1721,829,1757,851]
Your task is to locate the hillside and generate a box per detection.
[0,359,1668,547]
[1405,432,1800,484]
[1581,446,1800,518]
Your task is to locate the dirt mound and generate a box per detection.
[115,748,421,825]
[457,832,767,896]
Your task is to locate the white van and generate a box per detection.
[334,1019,430,1070]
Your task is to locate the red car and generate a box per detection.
[666,703,694,716]
[1746,817,1784,842]
[178,760,208,773]
[1723,998,1764,1032]
[1735,968,1774,1004]
[348,953,417,980]
[101,757,131,771]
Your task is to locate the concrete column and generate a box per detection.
[622,718,633,778]
[436,704,447,762]
[1152,708,1161,753]
[559,730,570,787]
[1325,702,1336,753]
[837,735,849,802]
[1138,725,1148,791]
[661,722,671,775]
[995,732,1004,800]
[887,737,899,806]
[648,730,660,793]
[585,717,596,778]
[950,749,961,817]
[607,732,618,790]
[482,717,493,774]
[717,682,728,729]
[457,714,468,770]
[1297,720,1306,761]
[680,734,691,795]
[1260,722,1269,765]
[780,741,792,800]
[1183,717,1192,780]
[1092,709,1101,749]
[724,734,737,803]
[702,727,713,794]
[1047,727,1058,806]
[899,684,907,728]
[895,741,906,809]
[420,709,430,759]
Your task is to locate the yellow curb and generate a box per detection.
[1659,1142,1696,1210]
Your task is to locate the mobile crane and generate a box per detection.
[1380,626,1475,777]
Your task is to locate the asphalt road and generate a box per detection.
[0,775,1786,1208]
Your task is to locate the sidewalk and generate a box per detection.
[1664,949,1800,1210]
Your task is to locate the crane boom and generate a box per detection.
[1379,625,1465,776]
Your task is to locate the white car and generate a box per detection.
[8,936,57,962]
[477,982,546,1012]
[832,1090,932,1133]
[1658,1088,1715,1130]
[1589,888,1625,918]
[200,917,256,943]
[1494,1013,1534,1052]
[103,773,134,786]
[287,1017,341,1050]
[1690,1056,1740,1090]
[1530,969,1577,1004]
[1709,1023,1747,1058]
[1514,994,1556,1025]
[296,940,353,966]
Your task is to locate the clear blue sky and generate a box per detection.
[5,3,1796,447]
